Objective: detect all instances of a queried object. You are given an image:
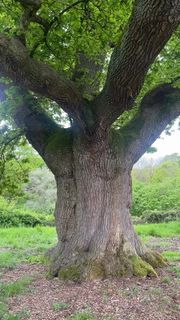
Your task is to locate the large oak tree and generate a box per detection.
[0,0,180,280]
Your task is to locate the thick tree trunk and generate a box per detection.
[47,135,166,280]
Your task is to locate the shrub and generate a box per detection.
[0,206,54,228]
[141,210,180,224]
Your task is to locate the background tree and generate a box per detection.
[132,154,180,216]
[0,0,180,279]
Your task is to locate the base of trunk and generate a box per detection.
[46,245,167,281]
[46,140,167,281]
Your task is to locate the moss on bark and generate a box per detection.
[130,256,157,277]
[46,128,72,152]
[58,265,82,281]
[142,250,168,268]
[48,249,167,281]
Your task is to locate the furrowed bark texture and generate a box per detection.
[46,129,167,280]
[95,0,180,128]
[12,84,179,280]
[1,0,180,280]
[47,136,148,279]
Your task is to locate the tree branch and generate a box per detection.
[0,34,90,131]
[94,0,179,129]
[16,0,42,45]
[11,89,73,174]
[0,83,73,174]
[120,84,180,166]
[12,90,59,155]
[72,52,105,99]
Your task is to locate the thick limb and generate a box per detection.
[0,35,88,130]
[5,88,73,175]
[119,83,180,166]
[94,0,179,127]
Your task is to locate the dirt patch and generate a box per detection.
[1,264,179,320]
[1,237,179,320]
[1,264,46,283]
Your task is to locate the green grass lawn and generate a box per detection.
[0,226,57,269]
[0,221,179,270]
[135,221,180,238]
[0,222,179,320]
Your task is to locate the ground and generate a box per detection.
[0,223,179,320]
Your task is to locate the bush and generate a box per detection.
[0,205,54,228]
[131,158,180,216]
[141,210,180,224]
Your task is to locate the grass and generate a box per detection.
[52,302,69,311]
[68,312,96,320]
[0,277,32,299]
[0,222,179,270]
[0,227,57,269]
[162,251,180,261]
[0,226,56,250]
[0,222,179,320]
[135,221,180,238]
[0,277,33,320]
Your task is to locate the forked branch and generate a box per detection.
[0,35,89,130]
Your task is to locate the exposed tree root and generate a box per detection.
[46,246,167,281]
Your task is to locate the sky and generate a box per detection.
[145,118,180,159]
[134,117,180,167]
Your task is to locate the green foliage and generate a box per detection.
[24,166,56,214]
[0,0,179,121]
[132,157,180,216]
[0,0,132,87]
[0,210,43,227]
[0,137,44,201]
[0,204,54,228]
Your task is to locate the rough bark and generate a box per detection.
[72,53,105,99]
[46,134,166,280]
[0,35,89,131]
[94,0,179,128]
[0,1,179,133]
[1,0,179,280]
[10,84,179,280]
